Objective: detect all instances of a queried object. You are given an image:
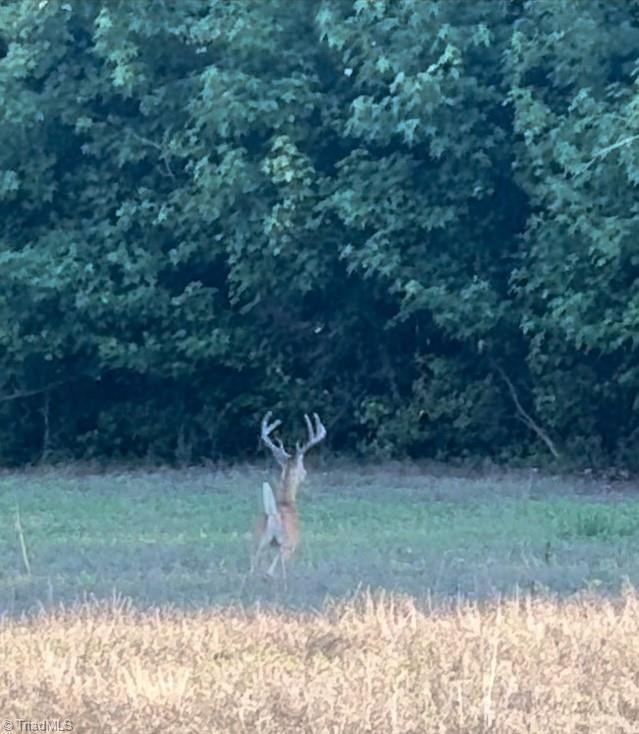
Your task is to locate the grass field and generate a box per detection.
[2,590,639,733]
[1,464,639,613]
[2,464,639,732]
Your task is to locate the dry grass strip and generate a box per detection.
[1,590,638,733]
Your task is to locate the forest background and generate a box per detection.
[1,0,639,469]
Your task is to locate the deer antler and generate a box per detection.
[296,412,327,455]
[261,411,290,466]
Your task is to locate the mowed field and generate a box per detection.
[1,465,639,732]
[1,465,638,610]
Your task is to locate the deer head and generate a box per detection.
[260,411,326,503]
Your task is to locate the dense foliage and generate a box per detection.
[1,0,639,467]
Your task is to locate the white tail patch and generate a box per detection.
[262,481,278,517]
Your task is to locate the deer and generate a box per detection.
[251,411,326,583]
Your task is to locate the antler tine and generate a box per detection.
[297,412,327,454]
[261,411,281,434]
[261,412,290,466]
[312,412,327,444]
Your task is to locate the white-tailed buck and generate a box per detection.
[252,411,326,582]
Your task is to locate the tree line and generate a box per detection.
[1,0,638,468]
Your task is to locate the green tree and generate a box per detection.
[506,0,639,465]
[1,0,638,468]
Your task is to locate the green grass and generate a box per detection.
[0,465,638,614]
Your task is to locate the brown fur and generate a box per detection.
[252,412,326,582]
[277,456,306,504]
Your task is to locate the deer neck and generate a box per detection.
[278,461,304,505]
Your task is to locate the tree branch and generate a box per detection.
[580,133,639,174]
[0,378,74,404]
[41,389,51,462]
[592,133,639,159]
[494,365,561,459]
[107,120,176,179]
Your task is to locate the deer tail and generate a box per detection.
[262,481,278,517]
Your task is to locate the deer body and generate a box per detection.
[252,412,326,582]
[253,485,299,580]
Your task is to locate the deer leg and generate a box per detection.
[266,552,280,579]
[280,551,287,589]
[251,532,272,575]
